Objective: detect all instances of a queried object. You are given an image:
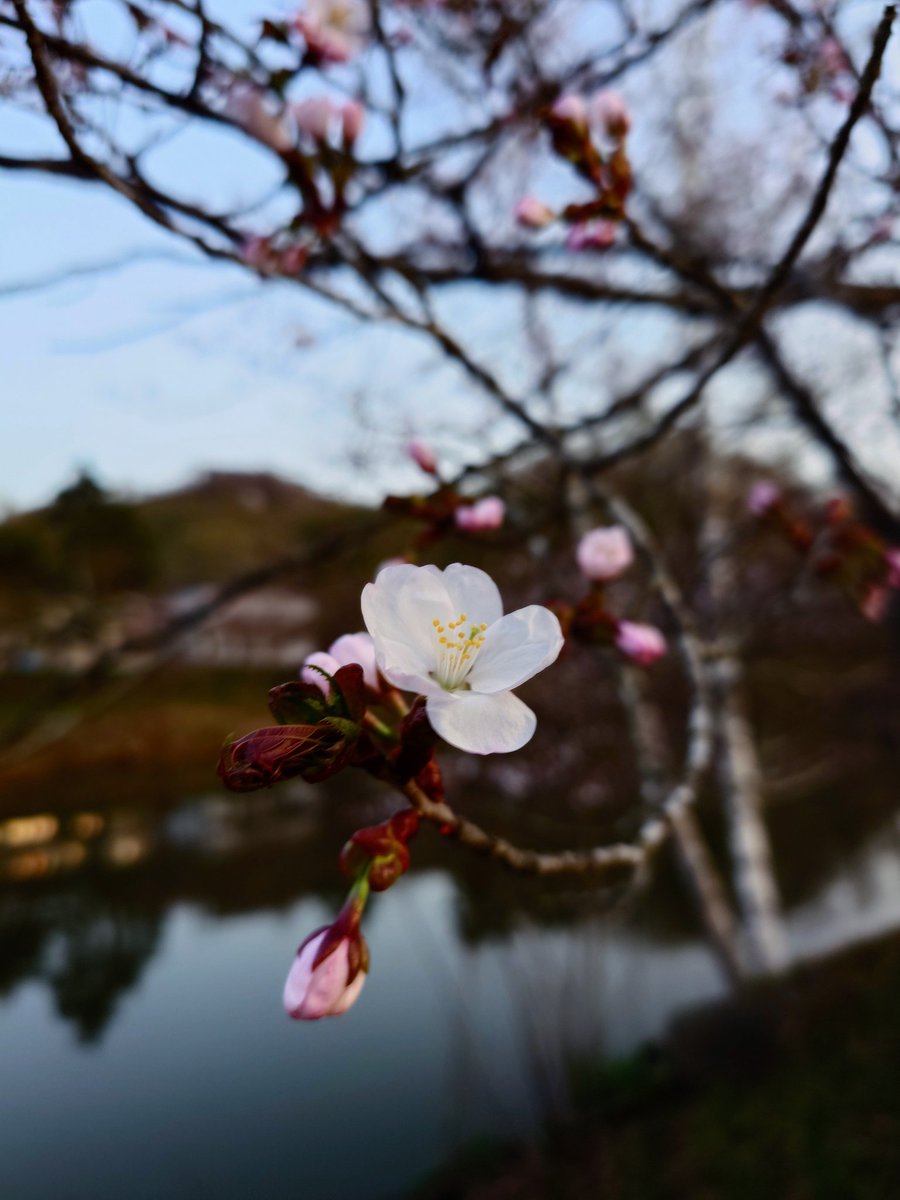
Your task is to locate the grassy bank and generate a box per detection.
[0,667,284,810]
[416,931,900,1199]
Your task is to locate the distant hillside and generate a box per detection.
[137,470,368,589]
[0,469,370,599]
[0,469,397,674]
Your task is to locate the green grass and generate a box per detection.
[416,932,900,1199]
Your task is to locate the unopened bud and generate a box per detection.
[407,438,438,475]
[283,924,368,1020]
[550,93,589,135]
[590,89,630,139]
[576,525,633,582]
[455,496,505,531]
[615,621,667,666]
[515,195,555,229]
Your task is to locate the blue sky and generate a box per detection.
[3,1,898,514]
[0,0,452,512]
[0,152,418,511]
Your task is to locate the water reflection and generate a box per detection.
[3,777,900,1044]
[2,780,900,1198]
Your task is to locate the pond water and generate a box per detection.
[2,783,900,1200]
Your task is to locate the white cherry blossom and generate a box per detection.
[361,563,563,754]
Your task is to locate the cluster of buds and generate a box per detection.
[340,808,419,892]
[749,482,900,621]
[239,234,310,277]
[223,60,367,252]
[515,89,632,250]
[294,0,371,64]
[781,32,853,102]
[217,658,370,789]
[218,632,438,1021]
[221,559,566,1019]
[282,807,419,1020]
[291,96,365,147]
[553,525,667,666]
[381,439,505,551]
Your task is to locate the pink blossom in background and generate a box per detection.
[283,928,367,1019]
[291,96,338,141]
[615,621,667,666]
[302,631,379,692]
[861,585,889,623]
[550,93,588,132]
[223,85,292,151]
[566,220,617,252]
[515,195,555,229]
[747,480,782,516]
[455,496,506,531]
[590,89,630,138]
[576,525,634,582]
[871,214,894,243]
[885,548,900,589]
[340,99,366,143]
[279,243,309,275]
[291,96,365,144]
[818,36,850,78]
[238,235,272,270]
[408,438,438,474]
[295,0,370,62]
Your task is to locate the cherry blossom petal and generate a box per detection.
[426,689,537,754]
[283,932,362,1018]
[328,632,378,689]
[467,606,563,693]
[369,641,445,697]
[361,564,452,667]
[328,967,366,1014]
[439,563,504,627]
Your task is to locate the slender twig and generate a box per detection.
[577,5,896,475]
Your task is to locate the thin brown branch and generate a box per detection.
[578,5,896,475]
[403,485,718,893]
[757,327,900,540]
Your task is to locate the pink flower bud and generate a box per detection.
[224,86,293,151]
[590,89,630,138]
[885,548,900,589]
[239,235,272,269]
[861,585,889,623]
[615,621,667,666]
[279,243,310,275]
[301,650,341,693]
[295,0,370,63]
[818,36,849,78]
[407,438,438,475]
[871,214,894,243]
[340,99,366,143]
[566,220,617,252]
[291,96,338,141]
[576,525,634,582]
[551,93,589,133]
[302,631,379,692]
[283,926,367,1020]
[747,480,782,517]
[515,195,555,229]
[454,496,506,531]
